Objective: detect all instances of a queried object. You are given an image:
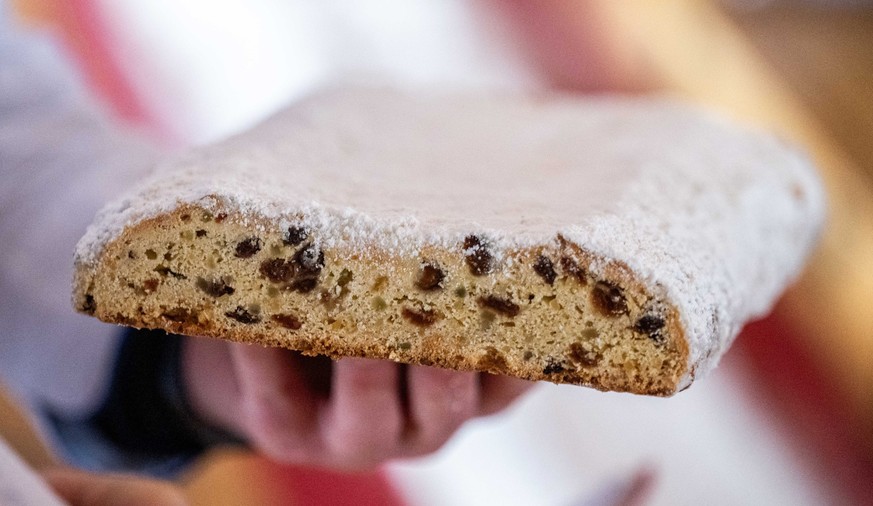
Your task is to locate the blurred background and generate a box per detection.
[7,0,873,504]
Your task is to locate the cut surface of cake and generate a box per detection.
[73,88,824,395]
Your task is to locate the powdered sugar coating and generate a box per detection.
[74,88,824,385]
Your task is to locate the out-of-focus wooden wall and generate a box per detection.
[729,5,873,184]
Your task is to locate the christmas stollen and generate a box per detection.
[73,89,824,395]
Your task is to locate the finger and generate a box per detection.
[43,468,187,506]
[182,337,242,436]
[405,366,478,455]
[230,343,320,461]
[479,374,534,416]
[322,358,402,468]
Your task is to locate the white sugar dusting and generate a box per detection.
[74,88,825,384]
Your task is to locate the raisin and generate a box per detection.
[591,281,628,316]
[289,276,318,293]
[402,307,439,326]
[543,358,566,375]
[294,244,324,275]
[284,226,309,246]
[225,306,261,324]
[463,235,493,276]
[560,256,587,284]
[416,263,445,291]
[143,279,159,293]
[235,237,262,258]
[533,255,557,285]
[478,295,520,317]
[567,342,601,367]
[635,314,666,343]
[81,294,96,315]
[195,229,207,238]
[260,258,294,283]
[154,265,186,279]
[477,346,508,373]
[195,277,234,297]
[272,313,302,330]
[214,213,227,223]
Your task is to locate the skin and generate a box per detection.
[183,338,532,469]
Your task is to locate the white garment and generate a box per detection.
[0,3,161,417]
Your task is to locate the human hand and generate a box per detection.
[183,338,532,469]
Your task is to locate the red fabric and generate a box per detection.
[737,312,873,506]
[266,465,406,506]
[52,0,153,126]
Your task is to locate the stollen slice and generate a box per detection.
[73,88,824,395]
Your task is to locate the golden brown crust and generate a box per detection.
[74,203,689,395]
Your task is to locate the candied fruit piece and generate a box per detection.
[337,269,353,287]
[372,296,388,310]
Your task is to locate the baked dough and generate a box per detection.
[72,88,824,395]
